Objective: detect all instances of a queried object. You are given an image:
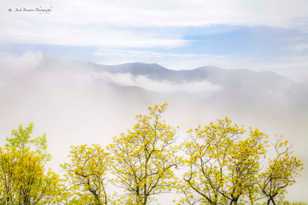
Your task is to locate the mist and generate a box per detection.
[0,52,307,202]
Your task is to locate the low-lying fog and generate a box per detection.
[0,52,307,202]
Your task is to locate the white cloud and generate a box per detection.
[93,71,221,94]
[0,52,43,71]
[0,20,188,48]
[1,0,308,48]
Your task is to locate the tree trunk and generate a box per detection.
[229,198,238,205]
[267,197,276,205]
[143,196,148,205]
[271,197,276,205]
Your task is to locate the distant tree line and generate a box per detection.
[0,103,305,205]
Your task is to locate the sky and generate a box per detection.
[1,0,308,79]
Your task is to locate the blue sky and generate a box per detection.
[1,0,308,77]
[2,25,306,57]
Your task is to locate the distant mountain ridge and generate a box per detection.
[90,62,222,82]
[88,62,290,91]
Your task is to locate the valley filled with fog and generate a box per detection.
[0,52,307,201]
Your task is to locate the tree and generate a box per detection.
[0,105,304,205]
[0,123,63,205]
[222,128,266,205]
[108,103,178,205]
[180,118,268,205]
[259,140,304,205]
[62,144,109,205]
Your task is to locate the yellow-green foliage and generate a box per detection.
[0,104,305,205]
[0,124,63,205]
[62,144,109,205]
[108,103,178,205]
[179,118,268,205]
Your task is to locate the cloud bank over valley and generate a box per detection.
[0,52,308,201]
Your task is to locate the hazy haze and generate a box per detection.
[0,52,307,202]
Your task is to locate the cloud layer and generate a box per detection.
[2,0,308,48]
